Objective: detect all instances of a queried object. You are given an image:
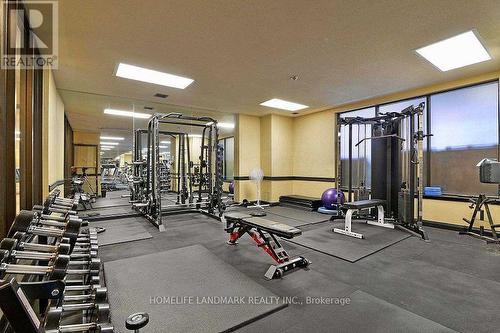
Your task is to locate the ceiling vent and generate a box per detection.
[154,93,168,98]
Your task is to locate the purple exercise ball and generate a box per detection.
[229,181,235,194]
[321,188,345,210]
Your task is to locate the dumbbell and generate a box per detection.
[54,196,79,207]
[8,234,98,259]
[62,285,107,307]
[33,197,77,216]
[1,238,100,264]
[126,313,149,333]
[65,283,104,293]
[65,275,101,286]
[8,210,82,240]
[46,194,78,210]
[3,250,101,272]
[0,254,99,280]
[45,322,114,333]
[45,302,111,328]
[8,213,97,254]
[36,210,84,224]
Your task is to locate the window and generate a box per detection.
[337,81,500,198]
[430,82,498,195]
[339,107,375,189]
[219,137,234,181]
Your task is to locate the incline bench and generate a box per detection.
[333,199,394,239]
[224,212,310,279]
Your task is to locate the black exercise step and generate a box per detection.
[280,195,321,204]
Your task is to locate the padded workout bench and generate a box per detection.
[224,212,310,279]
[333,199,393,239]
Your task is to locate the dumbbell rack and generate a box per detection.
[0,189,114,332]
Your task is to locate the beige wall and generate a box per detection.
[292,110,336,198]
[292,111,335,177]
[42,70,65,198]
[423,199,500,230]
[234,114,261,201]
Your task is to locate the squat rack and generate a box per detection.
[132,113,225,231]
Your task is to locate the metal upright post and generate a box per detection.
[180,134,187,204]
[186,134,193,203]
[416,105,425,229]
[176,134,182,204]
[207,125,214,212]
[348,123,353,202]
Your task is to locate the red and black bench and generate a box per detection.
[224,212,310,279]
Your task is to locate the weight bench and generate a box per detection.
[333,199,393,239]
[224,212,310,279]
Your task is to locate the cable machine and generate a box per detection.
[335,103,429,240]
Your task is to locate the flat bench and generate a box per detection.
[342,199,386,210]
[333,199,394,239]
[224,212,310,279]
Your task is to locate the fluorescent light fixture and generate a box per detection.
[101,148,112,151]
[116,63,194,89]
[100,146,115,149]
[104,108,151,119]
[100,136,124,141]
[260,98,308,111]
[159,146,169,149]
[15,137,20,141]
[160,141,171,144]
[15,131,20,135]
[188,134,203,138]
[206,122,235,129]
[416,30,491,71]
[100,142,119,146]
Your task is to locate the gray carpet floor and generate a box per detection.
[93,194,500,333]
[93,217,152,246]
[105,244,286,333]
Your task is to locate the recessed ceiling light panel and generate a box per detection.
[205,122,235,129]
[416,30,491,71]
[116,63,194,89]
[260,98,308,111]
[100,142,119,146]
[104,108,151,119]
[100,136,124,140]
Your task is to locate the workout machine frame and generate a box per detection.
[335,103,429,240]
[132,113,225,231]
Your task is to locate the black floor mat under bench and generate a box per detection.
[288,221,412,262]
[104,244,286,333]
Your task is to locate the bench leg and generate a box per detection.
[265,256,310,280]
[366,205,394,229]
[333,209,364,239]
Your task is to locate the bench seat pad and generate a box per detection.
[343,199,386,210]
